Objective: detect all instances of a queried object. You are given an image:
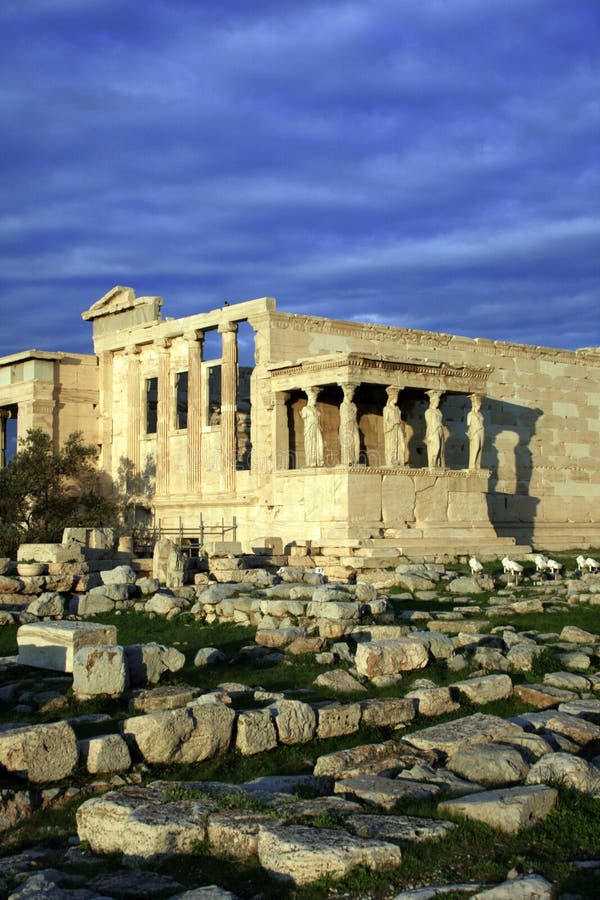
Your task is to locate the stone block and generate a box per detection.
[100,565,137,585]
[17,621,118,672]
[122,704,235,764]
[235,709,278,755]
[316,702,361,739]
[439,784,557,834]
[355,638,429,678]
[270,699,316,744]
[0,720,78,783]
[73,645,129,698]
[80,734,132,774]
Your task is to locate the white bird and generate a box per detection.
[533,554,548,572]
[546,558,562,578]
[576,555,587,570]
[501,556,524,583]
[469,556,483,575]
[585,557,600,573]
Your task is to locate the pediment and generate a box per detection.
[82,286,137,321]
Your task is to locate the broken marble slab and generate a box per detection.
[438,784,557,833]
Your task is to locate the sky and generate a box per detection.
[1,0,599,358]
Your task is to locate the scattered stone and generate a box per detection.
[439,784,558,833]
[346,812,456,843]
[316,702,362,739]
[270,699,316,745]
[314,669,367,693]
[80,734,132,774]
[471,873,555,898]
[334,774,440,809]
[121,704,235,764]
[405,713,523,755]
[0,721,78,782]
[355,639,429,678]
[525,752,596,793]
[235,710,278,756]
[194,648,226,667]
[447,742,530,787]
[73,645,129,698]
[257,821,403,885]
[450,673,513,704]
[101,565,137,585]
[17,621,117,672]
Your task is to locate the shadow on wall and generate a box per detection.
[485,400,543,546]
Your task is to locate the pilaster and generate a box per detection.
[125,346,141,477]
[156,339,171,496]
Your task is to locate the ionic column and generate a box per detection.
[274,391,290,470]
[98,351,113,475]
[156,339,171,496]
[186,330,204,493]
[126,346,141,478]
[0,410,10,468]
[218,321,238,492]
[425,389,445,468]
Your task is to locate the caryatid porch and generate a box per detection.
[266,353,496,543]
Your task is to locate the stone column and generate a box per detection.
[98,351,113,476]
[274,391,290,470]
[125,346,141,480]
[218,321,238,492]
[425,389,445,468]
[0,410,9,468]
[186,331,204,493]
[156,339,171,496]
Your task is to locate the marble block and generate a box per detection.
[17,621,118,672]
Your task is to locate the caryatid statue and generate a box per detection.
[301,386,325,467]
[425,389,445,468]
[467,393,485,470]
[338,383,360,465]
[383,386,408,466]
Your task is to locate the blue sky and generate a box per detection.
[1,0,599,357]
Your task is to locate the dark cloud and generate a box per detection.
[1,0,599,357]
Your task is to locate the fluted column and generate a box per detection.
[186,330,204,493]
[98,351,113,476]
[274,391,290,470]
[125,346,141,480]
[218,321,238,493]
[156,339,171,496]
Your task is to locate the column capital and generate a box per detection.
[185,329,204,346]
[125,344,141,357]
[155,337,172,352]
[218,320,238,335]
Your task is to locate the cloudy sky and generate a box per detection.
[1,0,599,358]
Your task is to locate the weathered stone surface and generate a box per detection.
[451,674,513,704]
[70,593,116,616]
[513,683,576,709]
[405,713,523,755]
[286,635,327,655]
[427,619,488,634]
[447,575,489,594]
[255,627,305,649]
[560,625,597,644]
[557,697,600,724]
[130,684,198,713]
[334,774,440,809]
[257,822,403,885]
[405,686,460,717]
[80,734,132,774]
[359,697,416,728]
[543,670,592,691]
[516,710,600,746]
[314,669,367,693]
[355,639,429,678]
[235,710,278,755]
[124,642,186,686]
[101,565,137,585]
[145,592,187,616]
[122,704,235,764]
[525,752,596,793]
[194,647,226,667]
[316,702,361,739]
[17,621,117,672]
[76,784,216,857]
[270,699,316,745]
[73,645,129,698]
[447,742,530,787]
[397,764,484,795]
[314,741,410,778]
[25,592,65,618]
[439,784,557,833]
[207,809,274,859]
[471,874,555,899]
[0,575,23,593]
[0,721,78,783]
[346,812,456,843]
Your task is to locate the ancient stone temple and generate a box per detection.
[1,285,599,555]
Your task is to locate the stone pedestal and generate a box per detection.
[17,621,118,672]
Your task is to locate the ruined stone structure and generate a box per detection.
[1,285,599,555]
